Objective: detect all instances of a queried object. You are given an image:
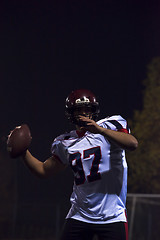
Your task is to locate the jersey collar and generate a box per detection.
[76,130,86,138]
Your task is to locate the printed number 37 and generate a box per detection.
[69,146,101,185]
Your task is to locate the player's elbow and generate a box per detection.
[128,138,138,151]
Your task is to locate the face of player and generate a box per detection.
[73,106,93,119]
[72,106,93,128]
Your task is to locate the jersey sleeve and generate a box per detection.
[51,135,69,165]
[99,115,130,133]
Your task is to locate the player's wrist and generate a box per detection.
[98,126,106,135]
[21,150,27,159]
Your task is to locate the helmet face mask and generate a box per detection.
[65,89,100,126]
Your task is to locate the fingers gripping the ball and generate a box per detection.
[7,124,32,158]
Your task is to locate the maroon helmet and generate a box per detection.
[65,89,100,124]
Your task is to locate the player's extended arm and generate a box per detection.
[78,116,138,151]
[22,150,66,178]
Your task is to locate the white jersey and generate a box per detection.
[51,115,129,224]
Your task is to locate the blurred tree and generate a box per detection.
[127,57,160,193]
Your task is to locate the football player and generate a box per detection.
[22,89,138,240]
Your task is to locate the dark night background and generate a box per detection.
[0,0,160,226]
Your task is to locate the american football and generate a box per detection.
[7,124,32,158]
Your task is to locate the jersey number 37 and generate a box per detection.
[69,146,101,185]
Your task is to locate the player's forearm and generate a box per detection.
[22,150,46,178]
[98,127,138,151]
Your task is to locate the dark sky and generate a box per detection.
[1,0,160,203]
